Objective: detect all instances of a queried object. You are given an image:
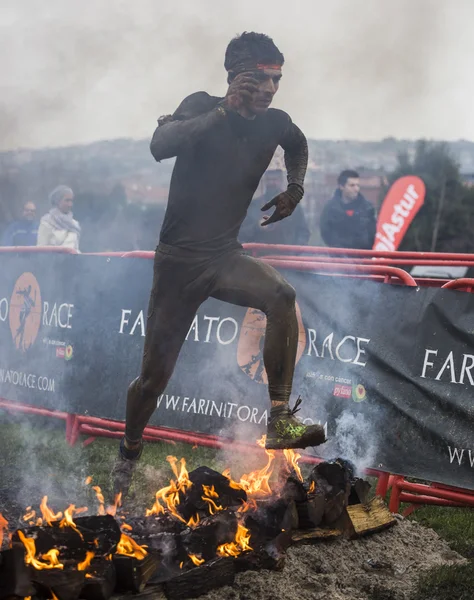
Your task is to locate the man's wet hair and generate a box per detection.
[338,170,360,187]
[224,32,284,81]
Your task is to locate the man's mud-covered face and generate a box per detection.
[246,68,282,115]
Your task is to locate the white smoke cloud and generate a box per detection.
[1,0,474,151]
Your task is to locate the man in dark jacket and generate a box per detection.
[1,202,38,246]
[320,170,376,249]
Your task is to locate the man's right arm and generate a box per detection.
[150,92,226,162]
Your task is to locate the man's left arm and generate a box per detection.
[261,119,308,226]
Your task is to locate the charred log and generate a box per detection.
[176,467,247,521]
[12,515,121,558]
[113,554,160,593]
[80,561,116,600]
[348,479,372,506]
[163,557,235,600]
[0,544,35,600]
[30,569,85,600]
[296,491,326,529]
[180,511,237,561]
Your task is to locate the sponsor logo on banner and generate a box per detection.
[56,347,66,359]
[333,384,351,398]
[9,272,42,352]
[352,383,366,402]
[237,302,307,384]
[373,176,425,251]
[65,345,74,361]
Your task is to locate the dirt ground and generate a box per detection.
[196,518,467,600]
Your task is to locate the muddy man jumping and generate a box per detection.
[113,32,326,496]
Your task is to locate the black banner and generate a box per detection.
[0,253,473,490]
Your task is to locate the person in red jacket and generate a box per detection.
[112,32,326,497]
[320,170,376,249]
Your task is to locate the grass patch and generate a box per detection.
[411,563,474,600]
[409,506,474,558]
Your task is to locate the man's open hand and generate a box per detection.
[223,73,259,111]
[261,188,302,226]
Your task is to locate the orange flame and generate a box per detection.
[238,435,275,497]
[0,513,8,548]
[84,476,93,486]
[237,498,258,513]
[217,523,252,558]
[40,497,62,525]
[121,523,133,532]
[202,485,219,499]
[18,531,64,570]
[92,486,106,516]
[59,505,84,540]
[77,551,95,571]
[283,449,303,482]
[187,514,200,528]
[106,493,122,517]
[22,507,36,523]
[222,469,246,492]
[116,533,147,560]
[309,481,315,493]
[145,456,192,522]
[188,554,205,566]
[201,496,223,515]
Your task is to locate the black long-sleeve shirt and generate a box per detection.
[150,92,308,254]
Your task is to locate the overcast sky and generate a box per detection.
[1,0,473,151]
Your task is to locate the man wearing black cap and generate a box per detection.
[113,32,326,496]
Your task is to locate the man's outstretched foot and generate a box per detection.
[111,437,143,499]
[265,397,326,450]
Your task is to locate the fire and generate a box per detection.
[77,551,95,571]
[201,496,223,515]
[106,493,122,517]
[18,531,64,570]
[309,481,315,493]
[59,505,84,540]
[187,514,200,528]
[222,469,246,492]
[92,486,106,516]
[188,554,205,566]
[283,449,303,482]
[145,456,192,522]
[116,533,147,560]
[84,476,93,485]
[40,497,62,525]
[121,523,133,532]
[0,513,8,548]
[237,498,258,513]
[22,507,36,523]
[202,485,219,498]
[217,523,252,558]
[238,435,275,497]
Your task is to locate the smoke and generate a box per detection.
[1,0,474,151]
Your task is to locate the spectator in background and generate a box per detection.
[1,201,38,246]
[37,185,81,251]
[320,169,376,249]
[240,189,310,246]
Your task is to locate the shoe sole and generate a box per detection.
[265,435,327,450]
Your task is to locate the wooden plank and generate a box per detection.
[346,496,396,538]
[291,527,343,543]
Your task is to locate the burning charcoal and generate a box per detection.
[80,561,116,600]
[177,467,247,521]
[312,461,351,498]
[323,490,347,525]
[281,476,307,504]
[348,478,372,506]
[30,569,85,600]
[125,515,185,542]
[0,544,35,600]
[12,515,121,559]
[296,491,325,529]
[181,511,237,561]
[244,498,295,544]
[163,557,235,600]
[113,553,160,593]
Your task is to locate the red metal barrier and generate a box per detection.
[441,278,474,292]
[261,254,474,268]
[0,246,79,254]
[389,476,474,514]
